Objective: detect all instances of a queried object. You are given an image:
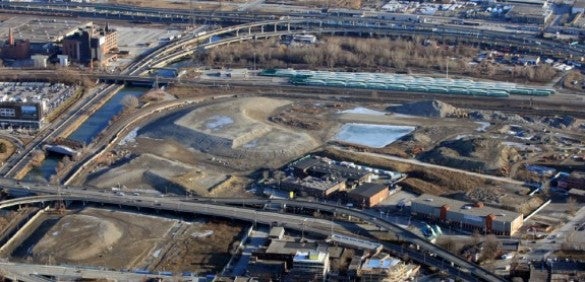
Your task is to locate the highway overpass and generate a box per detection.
[1,2,583,60]
[0,178,506,282]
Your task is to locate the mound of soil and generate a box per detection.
[388,100,466,118]
[419,137,520,176]
[32,214,122,261]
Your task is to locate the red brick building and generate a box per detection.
[348,183,389,208]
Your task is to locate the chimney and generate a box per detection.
[8,28,14,45]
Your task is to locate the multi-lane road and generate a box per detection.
[0,178,506,281]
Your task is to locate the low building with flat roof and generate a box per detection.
[348,183,389,208]
[269,226,285,240]
[288,251,330,282]
[568,188,585,202]
[505,4,553,24]
[411,194,523,235]
[280,176,346,198]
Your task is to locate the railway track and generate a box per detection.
[193,83,585,119]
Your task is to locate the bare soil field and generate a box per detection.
[12,208,175,269]
[129,97,320,170]
[151,220,244,274]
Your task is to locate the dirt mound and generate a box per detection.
[469,111,528,124]
[388,100,465,118]
[419,137,520,176]
[32,214,122,261]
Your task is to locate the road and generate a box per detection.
[332,146,526,186]
[0,261,189,281]
[0,178,506,281]
[524,206,585,262]
[0,84,122,178]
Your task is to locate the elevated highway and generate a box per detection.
[1,2,583,61]
[0,178,505,281]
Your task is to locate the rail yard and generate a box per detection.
[0,0,583,281]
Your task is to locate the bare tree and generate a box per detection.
[121,95,139,109]
[481,234,503,261]
[30,150,45,168]
[567,197,578,216]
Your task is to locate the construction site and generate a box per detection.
[1,206,245,275]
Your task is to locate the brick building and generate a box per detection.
[1,28,30,60]
[62,23,117,66]
[411,194,524,236]
[348,183,389,208]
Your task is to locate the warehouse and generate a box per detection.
[280,176,346,198]
[348,183,389,208]
[411,194,523,236]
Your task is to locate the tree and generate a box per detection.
[30,150,45,168]
[567,197,577,216]
[121,95,139,109]
[0,142,6,154]
[481,234,503,261]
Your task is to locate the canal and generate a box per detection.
[25,87,148,182]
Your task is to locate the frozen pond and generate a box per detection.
[205,115,234,130]
[340,107,386,116]
[334,123,415,148]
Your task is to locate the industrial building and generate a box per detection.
[0,82,76,129]
[411,194,524,236]
[62,23,118,66]
[348,183,389,208]
[0,18,90,63]
[1,28,30,60]
[280,176,346,198]
[290,156,373,185]
[505,4,553,24]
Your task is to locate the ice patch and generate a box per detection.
[205,115,234,130]
[333,123,416,148]
[475,122,490,132]
[192,230,214,238]
[119,127,140,146]
[341,107,386,116]
[152,249,161,258]
[52,231,59,236]
[243,139,259,148]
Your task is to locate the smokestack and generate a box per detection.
[8,28,14,45]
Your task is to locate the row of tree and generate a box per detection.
[196,36,558,82]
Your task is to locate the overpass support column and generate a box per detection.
[274,23,277,32]
[248,26,251,35]
[236,29,239,37]
[287,23,290,32]
[261,26,264,33]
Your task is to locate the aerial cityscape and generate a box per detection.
[0,0,582,281]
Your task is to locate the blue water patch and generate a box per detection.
[25,87,148,181]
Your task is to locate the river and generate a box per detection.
[24,87,148,182]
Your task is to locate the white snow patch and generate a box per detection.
[52,231,59,236]
[340,107,386,116]
[475,121,490,132]
[119,127,140,146]
[333,123,415,148]
[152,249,162,258]
[192,230,214,238]
[205,115,234,130]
